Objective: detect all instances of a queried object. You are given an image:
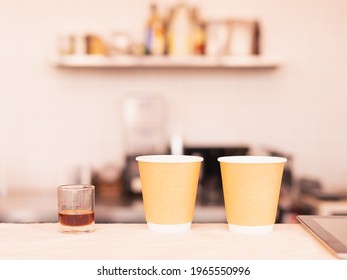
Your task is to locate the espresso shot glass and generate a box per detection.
[57,184,95,233]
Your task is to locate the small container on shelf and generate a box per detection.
[144,3,166,55]
[166,3,194,56]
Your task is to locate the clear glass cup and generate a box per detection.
[57,184,95,233]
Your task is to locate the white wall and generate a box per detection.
[1,0,347,192]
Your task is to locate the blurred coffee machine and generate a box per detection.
[121,94,168,198]
[184,146,249,205]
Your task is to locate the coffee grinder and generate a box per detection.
[121,94,168,198]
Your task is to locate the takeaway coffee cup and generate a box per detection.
[218,156,287,235]
[136,155,203,233]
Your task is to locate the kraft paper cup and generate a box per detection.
[136,155,203,233]
[218,156,287,235]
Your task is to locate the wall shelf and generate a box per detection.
[51,55,280,69]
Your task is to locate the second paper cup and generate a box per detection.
[218,156,286,235]
[136,155,203,233]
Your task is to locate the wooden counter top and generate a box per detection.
[0,223,336,260]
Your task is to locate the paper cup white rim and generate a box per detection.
[228,224,274,235]
[136,155,203,163]
[218,156,287,164]
[147,222,191,233]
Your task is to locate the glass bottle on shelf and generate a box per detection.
[144,3,166,55]
[190,7,205,55]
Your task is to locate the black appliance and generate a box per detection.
[184,146,249,205]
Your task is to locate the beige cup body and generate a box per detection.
[138,159,201,225]
[220,158,285,227]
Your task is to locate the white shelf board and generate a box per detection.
[51,55,280,69]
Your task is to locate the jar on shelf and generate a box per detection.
[166,3,193,56]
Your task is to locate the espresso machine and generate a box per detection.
[184,146,249,205]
